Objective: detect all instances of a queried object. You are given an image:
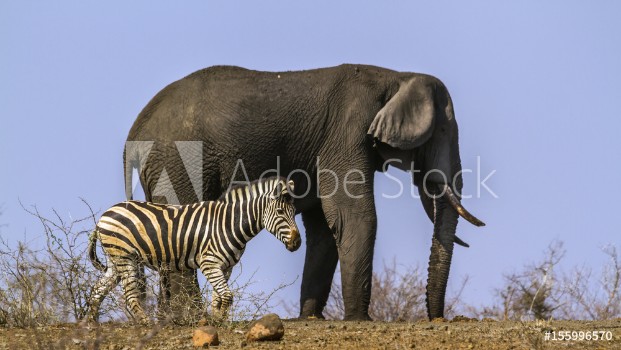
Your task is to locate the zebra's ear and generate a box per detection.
[287,180,295,193]
[272,180,293,199]
[272,181,285,199]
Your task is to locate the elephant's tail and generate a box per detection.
[124,146,134,201]
[88,230,107,272]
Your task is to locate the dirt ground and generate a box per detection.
[0,318,619,350]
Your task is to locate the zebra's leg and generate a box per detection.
[200,263,232,321]
[118,258,150,325]
[210,267,232,312]
[88,266,120,322]
[136,262,147,305]
[210,290,221,312]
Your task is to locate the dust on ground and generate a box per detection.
[0,318,619,350]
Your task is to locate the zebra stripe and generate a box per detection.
[87,176,301,324]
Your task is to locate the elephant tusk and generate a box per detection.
[442,184,486,227]
[454,235,470,248]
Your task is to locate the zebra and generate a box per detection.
[87,176,301,323]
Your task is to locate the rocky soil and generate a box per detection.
[0,318,619,349]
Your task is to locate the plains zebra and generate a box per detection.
[87,176,300,323]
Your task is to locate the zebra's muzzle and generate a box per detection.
[286,229,302,252]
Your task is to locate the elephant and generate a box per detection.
[123,64,485,321]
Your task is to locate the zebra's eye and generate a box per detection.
[276,208,284,215]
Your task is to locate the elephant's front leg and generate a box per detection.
[300,206,339,319]
[331,204,377,320]
[321,170,377,321]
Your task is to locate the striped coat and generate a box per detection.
[87,176,300,323]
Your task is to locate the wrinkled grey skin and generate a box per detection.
[125,64,483,320]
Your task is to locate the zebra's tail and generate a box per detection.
[88,230,107,272]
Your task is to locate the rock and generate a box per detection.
[246,313,285,342]
[192,326,220,347]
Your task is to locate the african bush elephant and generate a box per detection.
[124,64,484,320]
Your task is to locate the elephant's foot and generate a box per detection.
[299,299,327,320]
[343,312,372,321]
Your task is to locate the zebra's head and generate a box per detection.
[264,179,301,252]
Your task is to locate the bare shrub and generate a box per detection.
[0,200,130,327]
[477,241,565,321]
[222,265,297,325]
[475,241,621,321]
[0,239,58,326]
[159,263,298,327]
[559,244,620,320]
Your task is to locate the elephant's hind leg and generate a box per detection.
[300,206,339,319]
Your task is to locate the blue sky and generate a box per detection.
[1,1,620,314]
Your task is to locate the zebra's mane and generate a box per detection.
[217,176,287,201]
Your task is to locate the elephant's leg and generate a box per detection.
[299,206,339,319]
[321,174,377,321]
[141,145,208,323]
[167,270,203,323]
[157,267,172,320]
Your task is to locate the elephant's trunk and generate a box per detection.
[425,189,458,319]
[424,183,484,319]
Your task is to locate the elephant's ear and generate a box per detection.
[367,78,435,149]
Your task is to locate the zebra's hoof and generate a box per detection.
[80,317,99,327]
[135,317,152,326]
